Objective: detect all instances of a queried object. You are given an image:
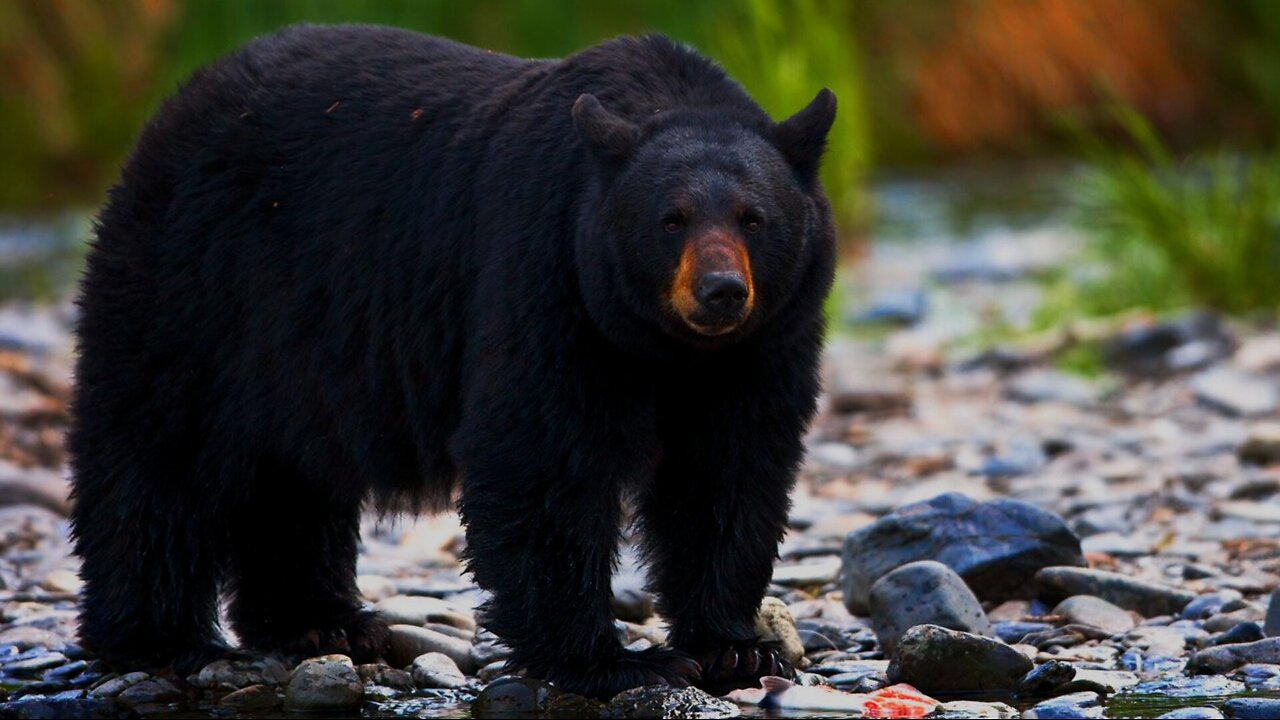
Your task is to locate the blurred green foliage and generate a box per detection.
[1,0,869,230]
[1043,107,1280,321]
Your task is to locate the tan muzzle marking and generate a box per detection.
[668,231,755,334]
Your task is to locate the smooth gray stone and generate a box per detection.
[869,560,992,656]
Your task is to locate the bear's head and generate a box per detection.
[573,89,836,352]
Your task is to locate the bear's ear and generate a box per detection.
[573,94,639,164]
[773,88,837,183]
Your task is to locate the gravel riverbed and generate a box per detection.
[0,230,1277,718]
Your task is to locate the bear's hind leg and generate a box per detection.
[71,461,229,673]
[225,459,386,663]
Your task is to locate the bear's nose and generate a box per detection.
[695,272,749,317]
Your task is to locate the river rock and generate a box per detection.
[1187,637,1280,673]
[933,700,1019,718]
[374,595,476,631]
[1223,697,1280,720]
[116,677,182,705]
[1015,659,1075,697]
[886,624,1032,693]
[409,652,467,689]
[1240,423,1280,465]
[868,560,992,656]
[89,672,150,698]
[1191,367,1279,417]
[284,655,363,711]
[607,686,740,718]
[218,684,280,710]
[1034,567,1196,616]
[753,597,805,666]
[1052,595,1135,634]
[0,696,137,719]
[1265,587,1279,637]
[1155,709,1224,720]
[187,657,290,690]
[387,624,476,672]
[471,677,562,718]
[841,493,1084,613]
[1023,691,1104,719]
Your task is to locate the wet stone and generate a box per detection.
[0,696,138,719]
[1154,709,1224,719]
[932,699,1018,718]
[1131,674,1246,697]
[470,676,560,718]
[89,672,150,698]
[1023,691,1104,718]
[869,560,992,656]
[887,624,1032,693]
[356,664,414,690]
[386,623,476,672]
[1208,621,1264,646]
[187,656,290,690]
[1052,595,1136,635]
[2,651,65,677]
[1015,659,1075,697]
[409,651,467,689]
[1221,697,1280,720]
[1187,637,1280,673]
[1034,566,1196,617]
[284,654,363,711]
[841,493,1084,613]
[607,685,740,718]
[1182,591,1244,620]
[375,595,476,631]
[217,683,280,710]
[116,677,182,705]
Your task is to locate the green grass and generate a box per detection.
[1051,107,1280,322]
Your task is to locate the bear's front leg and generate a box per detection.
[451,356,701,700]
[641,341,820,692]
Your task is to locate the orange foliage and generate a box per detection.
[910,0,1207,154]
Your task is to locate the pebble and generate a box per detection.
[0,696,136,719]
[1034,566,1196,617]
[1187,637,1280,673]
[1052,595,1136,634]
[1222,698,1280,720]
[356,574,397,602]
[187,656,290,690]
[116,677,182,704]
[409,651,467,689]
[1155,709,1224,719]
[841,493,1084,613]
[932,699,1019,718]
[357,664,415,690]
[887,624,1033,693]
[1239,422,1280,465]
[869,560,992,655]
[1023,691,1104,719]
[387,623,476,672]
[471,676,560,718]
[1015,659,1075,697]
[1182,591,1244,620]
[284,655,363,711]
[753,597,806,666]
[218,683,280,710]
[374,595,476,631]
[1190,367,1279,417]
[607,686,740,718]
[89,671,150,698]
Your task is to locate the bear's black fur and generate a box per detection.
[69,25,836,698]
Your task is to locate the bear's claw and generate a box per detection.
[696,642,793,693]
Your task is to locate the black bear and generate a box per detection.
[68,25,836,699]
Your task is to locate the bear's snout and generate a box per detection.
[669,230,755,336]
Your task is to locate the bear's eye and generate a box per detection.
[662,216,684,234]
[743,216,763,234]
